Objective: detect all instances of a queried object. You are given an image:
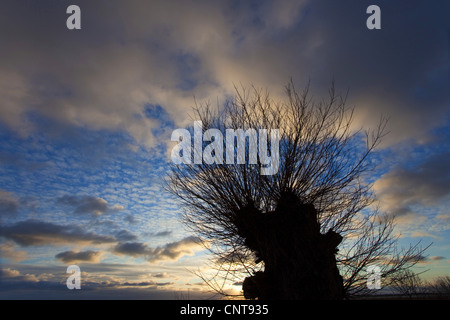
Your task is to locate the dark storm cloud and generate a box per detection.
[0,219,116,246]
[0,0,447,149]
[374,148,450,220]
[274,0,450,145]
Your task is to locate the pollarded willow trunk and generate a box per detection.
[236,191,344,300]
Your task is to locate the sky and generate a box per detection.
[0,0,449,299]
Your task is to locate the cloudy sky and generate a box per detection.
[0,0,449,299]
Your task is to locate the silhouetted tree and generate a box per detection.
[391,270,426,298]
[429,276,450,298]
[165,81,427,299]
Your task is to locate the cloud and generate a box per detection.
[151,272,168,278]
[151,236,204,262]
[295,1,450,147]
[0,189,19,216]
[373,149,450,223]
[112,236,204,262]
[114,229,138,242]
[0,242,27,262]
[119,281,174,287]
[0,264,211,299]
[124,214,137,224]
[0,0,449,297]
[55,250,103,263]
[153,231,172,237]
[113,242,149,258]
[430,256,446,261]
[436,214,450,221]
[0,267,39,283]
[144,230,173,238]
[0,0,445,152]
[0,219,117,247]
[409,231,440,240]
[1,268,21,278]
[56,195,124,216]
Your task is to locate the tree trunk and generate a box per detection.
[236,192,344,300]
